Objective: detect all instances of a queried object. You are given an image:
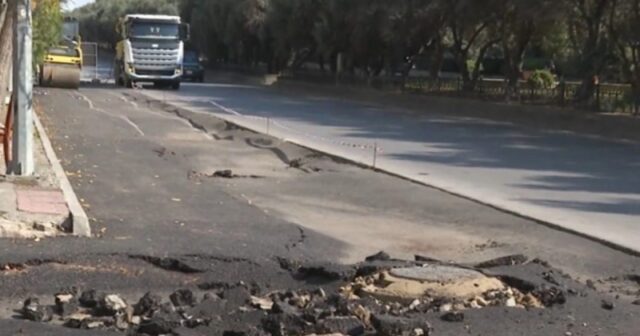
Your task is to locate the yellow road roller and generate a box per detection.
[40,17,82,89]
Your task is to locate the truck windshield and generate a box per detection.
[130,22,179,39]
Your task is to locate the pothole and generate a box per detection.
[343,264,544,311]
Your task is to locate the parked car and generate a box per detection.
[182,50,205,82]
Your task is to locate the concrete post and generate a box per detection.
[11,0,33,175]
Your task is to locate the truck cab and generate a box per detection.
[114,14,189,90]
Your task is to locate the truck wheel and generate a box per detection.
[171,81,181,90]
[124,76,134,89]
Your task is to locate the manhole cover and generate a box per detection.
[389,265,485,283]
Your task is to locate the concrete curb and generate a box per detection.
[33,111,91,237]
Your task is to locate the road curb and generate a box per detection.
[33,111,91,237]
[129,90,640,257]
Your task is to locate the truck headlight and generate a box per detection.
[126,62,135,74]
[175,67,182,75]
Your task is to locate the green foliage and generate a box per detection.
[73,0,179,47]
[61,0,640,100]
[33,0,63,65]
[527,69,556,89]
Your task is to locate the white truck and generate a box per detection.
[114,14,189,90]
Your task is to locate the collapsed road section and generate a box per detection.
[12,252,640,335]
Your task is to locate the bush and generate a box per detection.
[527,70,556,89]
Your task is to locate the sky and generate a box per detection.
[65,0,95,10]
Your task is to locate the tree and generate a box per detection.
[610,0,640,113]
[495,0,560,99]
[442,0,499,91]
[33,0,64,64]
[566,0,618,102]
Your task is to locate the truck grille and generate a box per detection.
[135,69,175,76]
[131,41,180,70]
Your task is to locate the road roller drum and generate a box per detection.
[40,63,81,89]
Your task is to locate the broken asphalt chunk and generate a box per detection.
[79,289,105,308]
[365,251,391,262]
[440,311,464,322]
[475,254,528,269]
[170,289,197,308]
[21,297,54,322]
[601,300,615,310]
[96,294,128,316]
[135,292,163,316]
[55,292,79,317]
[371,314,431,336]
[137,308,182,335]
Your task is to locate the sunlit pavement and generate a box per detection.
[139,81,640,253]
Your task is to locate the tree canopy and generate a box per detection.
[70,0,640,101]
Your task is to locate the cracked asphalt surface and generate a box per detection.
[0,84,637,334]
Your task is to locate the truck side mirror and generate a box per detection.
[180,23,190,41]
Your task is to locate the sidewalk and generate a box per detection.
[0,108,86,238]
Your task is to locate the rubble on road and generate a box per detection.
[16,252,629,335]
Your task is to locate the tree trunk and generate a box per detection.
[454,52,472,91]
[429,37,444,79]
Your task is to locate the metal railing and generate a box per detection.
[284,69,639,115]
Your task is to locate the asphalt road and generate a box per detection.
[0,85,635,334]
[138,81,640,253]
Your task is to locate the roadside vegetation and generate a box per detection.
[71,0,640,109]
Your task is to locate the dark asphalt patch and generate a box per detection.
[11,253,640,335]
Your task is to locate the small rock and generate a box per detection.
[452,303,466,311]
[409,299,420,310]
[320,316,365,336]
[352,304,371,327]
[475,296,489,307]
[22,297,53,322]
[438,303,452,312]
[33,223,47,232]
[114,313,129,330]
[505,297,517,307]
[98,294,127,315]
[412,328,425,336]
[131,315,141,325]
[469,301,481,309]
[371,314,431,336]
[441,311,464,323]
[64,313,92,329]
[534,287,566,307]
[83,319,106,329]
[250,296,274,310]
[135,292,163,316]
[520,293,544,308]
[632,299,640,305]
[138,310,182,335]
[601,300,615,310]
[170,289,197,308]
[314,288,327,299]
[365,251,391,262]
[55,293,79,317]
[79,289,104,308]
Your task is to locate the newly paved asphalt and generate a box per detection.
[139,82,640,253]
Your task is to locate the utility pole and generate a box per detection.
[11,0,33,175]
